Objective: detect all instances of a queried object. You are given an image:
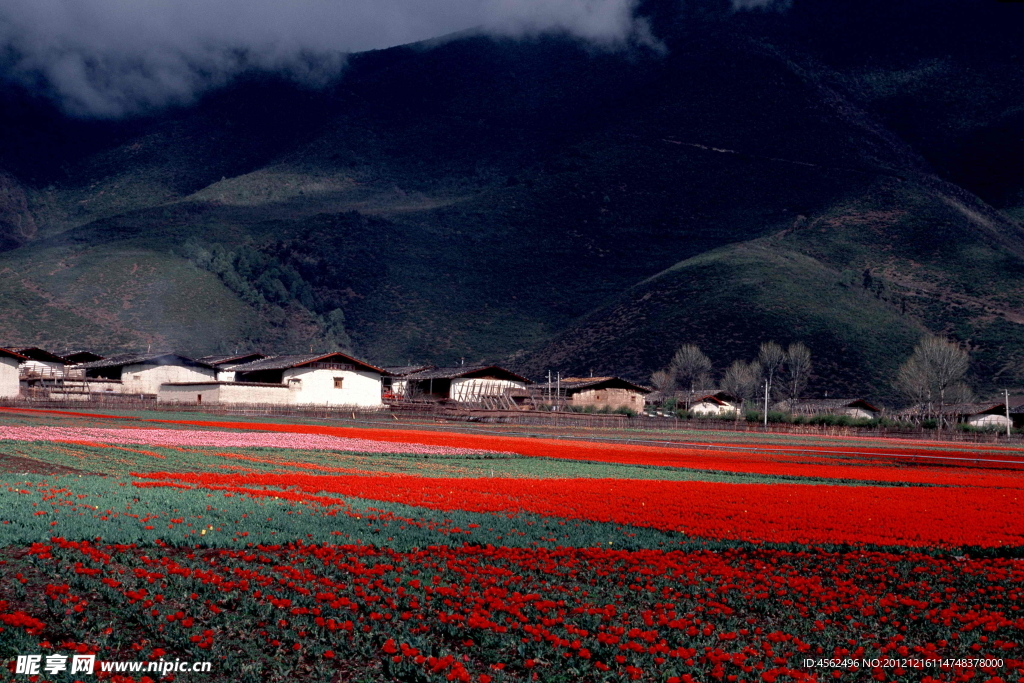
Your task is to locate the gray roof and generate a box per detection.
[198,353,268,367]
[75,353,214,370]
[403,365,532,383]
[535,376,651,394]
[231,352,387,374]
[13,348,70,364]
[383,365,434,376]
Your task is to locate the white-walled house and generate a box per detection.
[158,352,389,408]
[197,353,268,381]
[77,353,216,395]
[0,348,28,398]
[690,393,739,416]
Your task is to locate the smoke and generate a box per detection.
[731,0,792,10]
[0,0,644,117]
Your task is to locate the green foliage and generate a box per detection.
[181,240,352,352]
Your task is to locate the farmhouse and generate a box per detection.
[538,376,650,412]
[197,353,268,381]
[158,352,389,408]
[0,348,28,399]
[912,398,1024,429]
[689,392,739,416]
[14,347,70,381]
[76,353,216,396]
[400,366,531,402]
[775,398,881,420]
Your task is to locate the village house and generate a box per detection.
[158,352,389,407]
[76,353,216,396]
[398,366,531,402]
[775,398,882,420]
[0,348,28,399]
[197,353,268,381]
[689,392,740,416]
[536,376,650,412]
[897,398,1024,429]
[14,347,70,381]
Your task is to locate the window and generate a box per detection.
[334,377,344,389]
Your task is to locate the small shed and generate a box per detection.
[14,347,70,381]
[401,366,532,402]
[0,348,28,398]
[381,365,434,400]
[538,377,650,412]
[160,352,389,408]
[197,353,268,381]
[76,353,216,395]
[776,398,882,420]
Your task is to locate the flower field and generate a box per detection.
[0,408,1022,682]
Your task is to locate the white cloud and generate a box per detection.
[0,0,641,116]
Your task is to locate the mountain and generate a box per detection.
[0,0,1023,401]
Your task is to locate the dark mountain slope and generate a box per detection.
[0,0,1022,398]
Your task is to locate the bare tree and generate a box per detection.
[758,341,786,398]
[895,335,971,420]
[721,359,762,418]
[670,344,713,401]
[784,342,812,402]
[649,369,675,395]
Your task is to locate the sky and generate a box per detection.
[0,0,647,116]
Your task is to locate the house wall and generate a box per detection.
[569,387,646,411]
[449,378,525,401]
[967,413,1011,428]
[0,357,19,398]
[690,400,737,416]
[215,370,237,382]
[19,360,66,379]
[283,367,383,407]
[121,364,216,395]
[157,383,291,405]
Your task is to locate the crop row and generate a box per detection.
[2,539,1020,683]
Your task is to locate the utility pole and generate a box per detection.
[547,370,552,409]
[556,372,561,412]
[763,380,769,430]
[1006,389,1012,438]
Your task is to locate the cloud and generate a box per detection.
[0,0,643,117]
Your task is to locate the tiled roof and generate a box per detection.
[403,365,532,383]
[535,376,651,393]
[0,348,29,361]
[231,352,387,374]
[75,353,214,370]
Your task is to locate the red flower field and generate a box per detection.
[0,407,1022,682]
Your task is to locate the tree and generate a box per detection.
[783,342,812,402]
[895,335,971,418]
[669,344,713,396]
[649,369,675,395]
[757,341,786,398]
[721,360,762,418]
